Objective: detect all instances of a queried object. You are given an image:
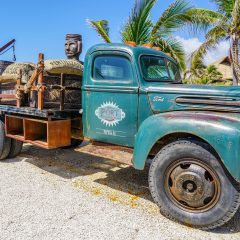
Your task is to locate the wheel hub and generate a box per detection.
[166,159,220,212]
[185,182,194,191]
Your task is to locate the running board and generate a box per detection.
[77,142,133,166]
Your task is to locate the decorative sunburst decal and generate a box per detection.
[95,102,126,127]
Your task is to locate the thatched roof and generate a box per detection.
[211,56,232,80]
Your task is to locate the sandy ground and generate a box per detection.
[0,143,240,240]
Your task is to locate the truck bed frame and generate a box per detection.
[0,53,83,149]
[0,104,81,119]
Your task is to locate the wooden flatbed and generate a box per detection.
[0,53,83,149]
[0,104,81,119]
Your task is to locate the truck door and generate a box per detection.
[82,51,139,147]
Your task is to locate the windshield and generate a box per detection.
[140,55,181,83]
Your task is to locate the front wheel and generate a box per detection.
[149,139,240,230]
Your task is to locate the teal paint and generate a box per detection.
[133,111,240,180]
[83,43,240,181]
[82,45,139,147]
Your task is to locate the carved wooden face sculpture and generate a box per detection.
[65,34,82,61]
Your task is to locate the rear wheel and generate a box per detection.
[62,139,83,149]
[70,139,83,147]
[149,139,240,230]
[8,139,23,158]
[0,121,11,160]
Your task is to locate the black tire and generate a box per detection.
[148,139,240,230]
[70,139,83,147]
[8,139,23,158]
[0,121,11,160]
[62,139,83,149]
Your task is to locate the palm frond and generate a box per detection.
[154,37,186,71]
[184,64,224,85]
[183,8,228,34]
[121,0,156,44]
[86,19,111,43]
[191,28,227,69]
[151,0,192,39]
[213,0,235,17]
[205,23,228,40]
[191,42,214,70]
[231,0,240,34]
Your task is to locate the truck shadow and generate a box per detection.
[6,144,240,234]
[19,144,152,200]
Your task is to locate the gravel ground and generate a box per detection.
[0,144,240,240]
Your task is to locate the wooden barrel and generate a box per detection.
[0,60,13,75]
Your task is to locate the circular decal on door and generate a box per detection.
[95,102,126,127]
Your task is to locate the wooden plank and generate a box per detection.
[71,117,83,139]
[5,115,24,136]
[37,53,44,110]
[16,69,22,108]
[7,114,48,124]
[71,117,82,129]
[0,94,16,99]
[6,133,25,142]
[24,119,47,141]
[6,114,71,149]
[6,133,50,149]
[48,120,71,148]
[60,73,65,111]
[71,128,84,140]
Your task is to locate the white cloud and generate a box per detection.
[176,36,202,54]
[176,36,229,65]
[204,41,229,65]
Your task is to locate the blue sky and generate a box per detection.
[0,0,226,64]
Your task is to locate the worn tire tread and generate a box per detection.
[8,139,23,158]
[0,121,11,160]
[148,140,240,230]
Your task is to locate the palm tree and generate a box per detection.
[86,20,111,43]
[184,64,225,85]
[191,0,240,85]
[201,65,224,84]
[120,0,187,70]
[184,66,206,84]
[87,0,219,72]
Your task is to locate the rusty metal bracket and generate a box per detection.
[15,53,45,109]
[16,69,23,107]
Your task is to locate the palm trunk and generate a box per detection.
[230,35,240,85]
[231,64,238,85]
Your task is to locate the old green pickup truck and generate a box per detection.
[0,43,240,229]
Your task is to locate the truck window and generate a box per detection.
[140,56,170,81]
[166,60,181,82]
[93,55,133,82]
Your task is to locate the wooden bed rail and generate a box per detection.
[16,53,45,110]
[1,53,82,111]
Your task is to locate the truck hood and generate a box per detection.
[146,84,240,113]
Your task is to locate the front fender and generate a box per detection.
[133,111,240,181]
